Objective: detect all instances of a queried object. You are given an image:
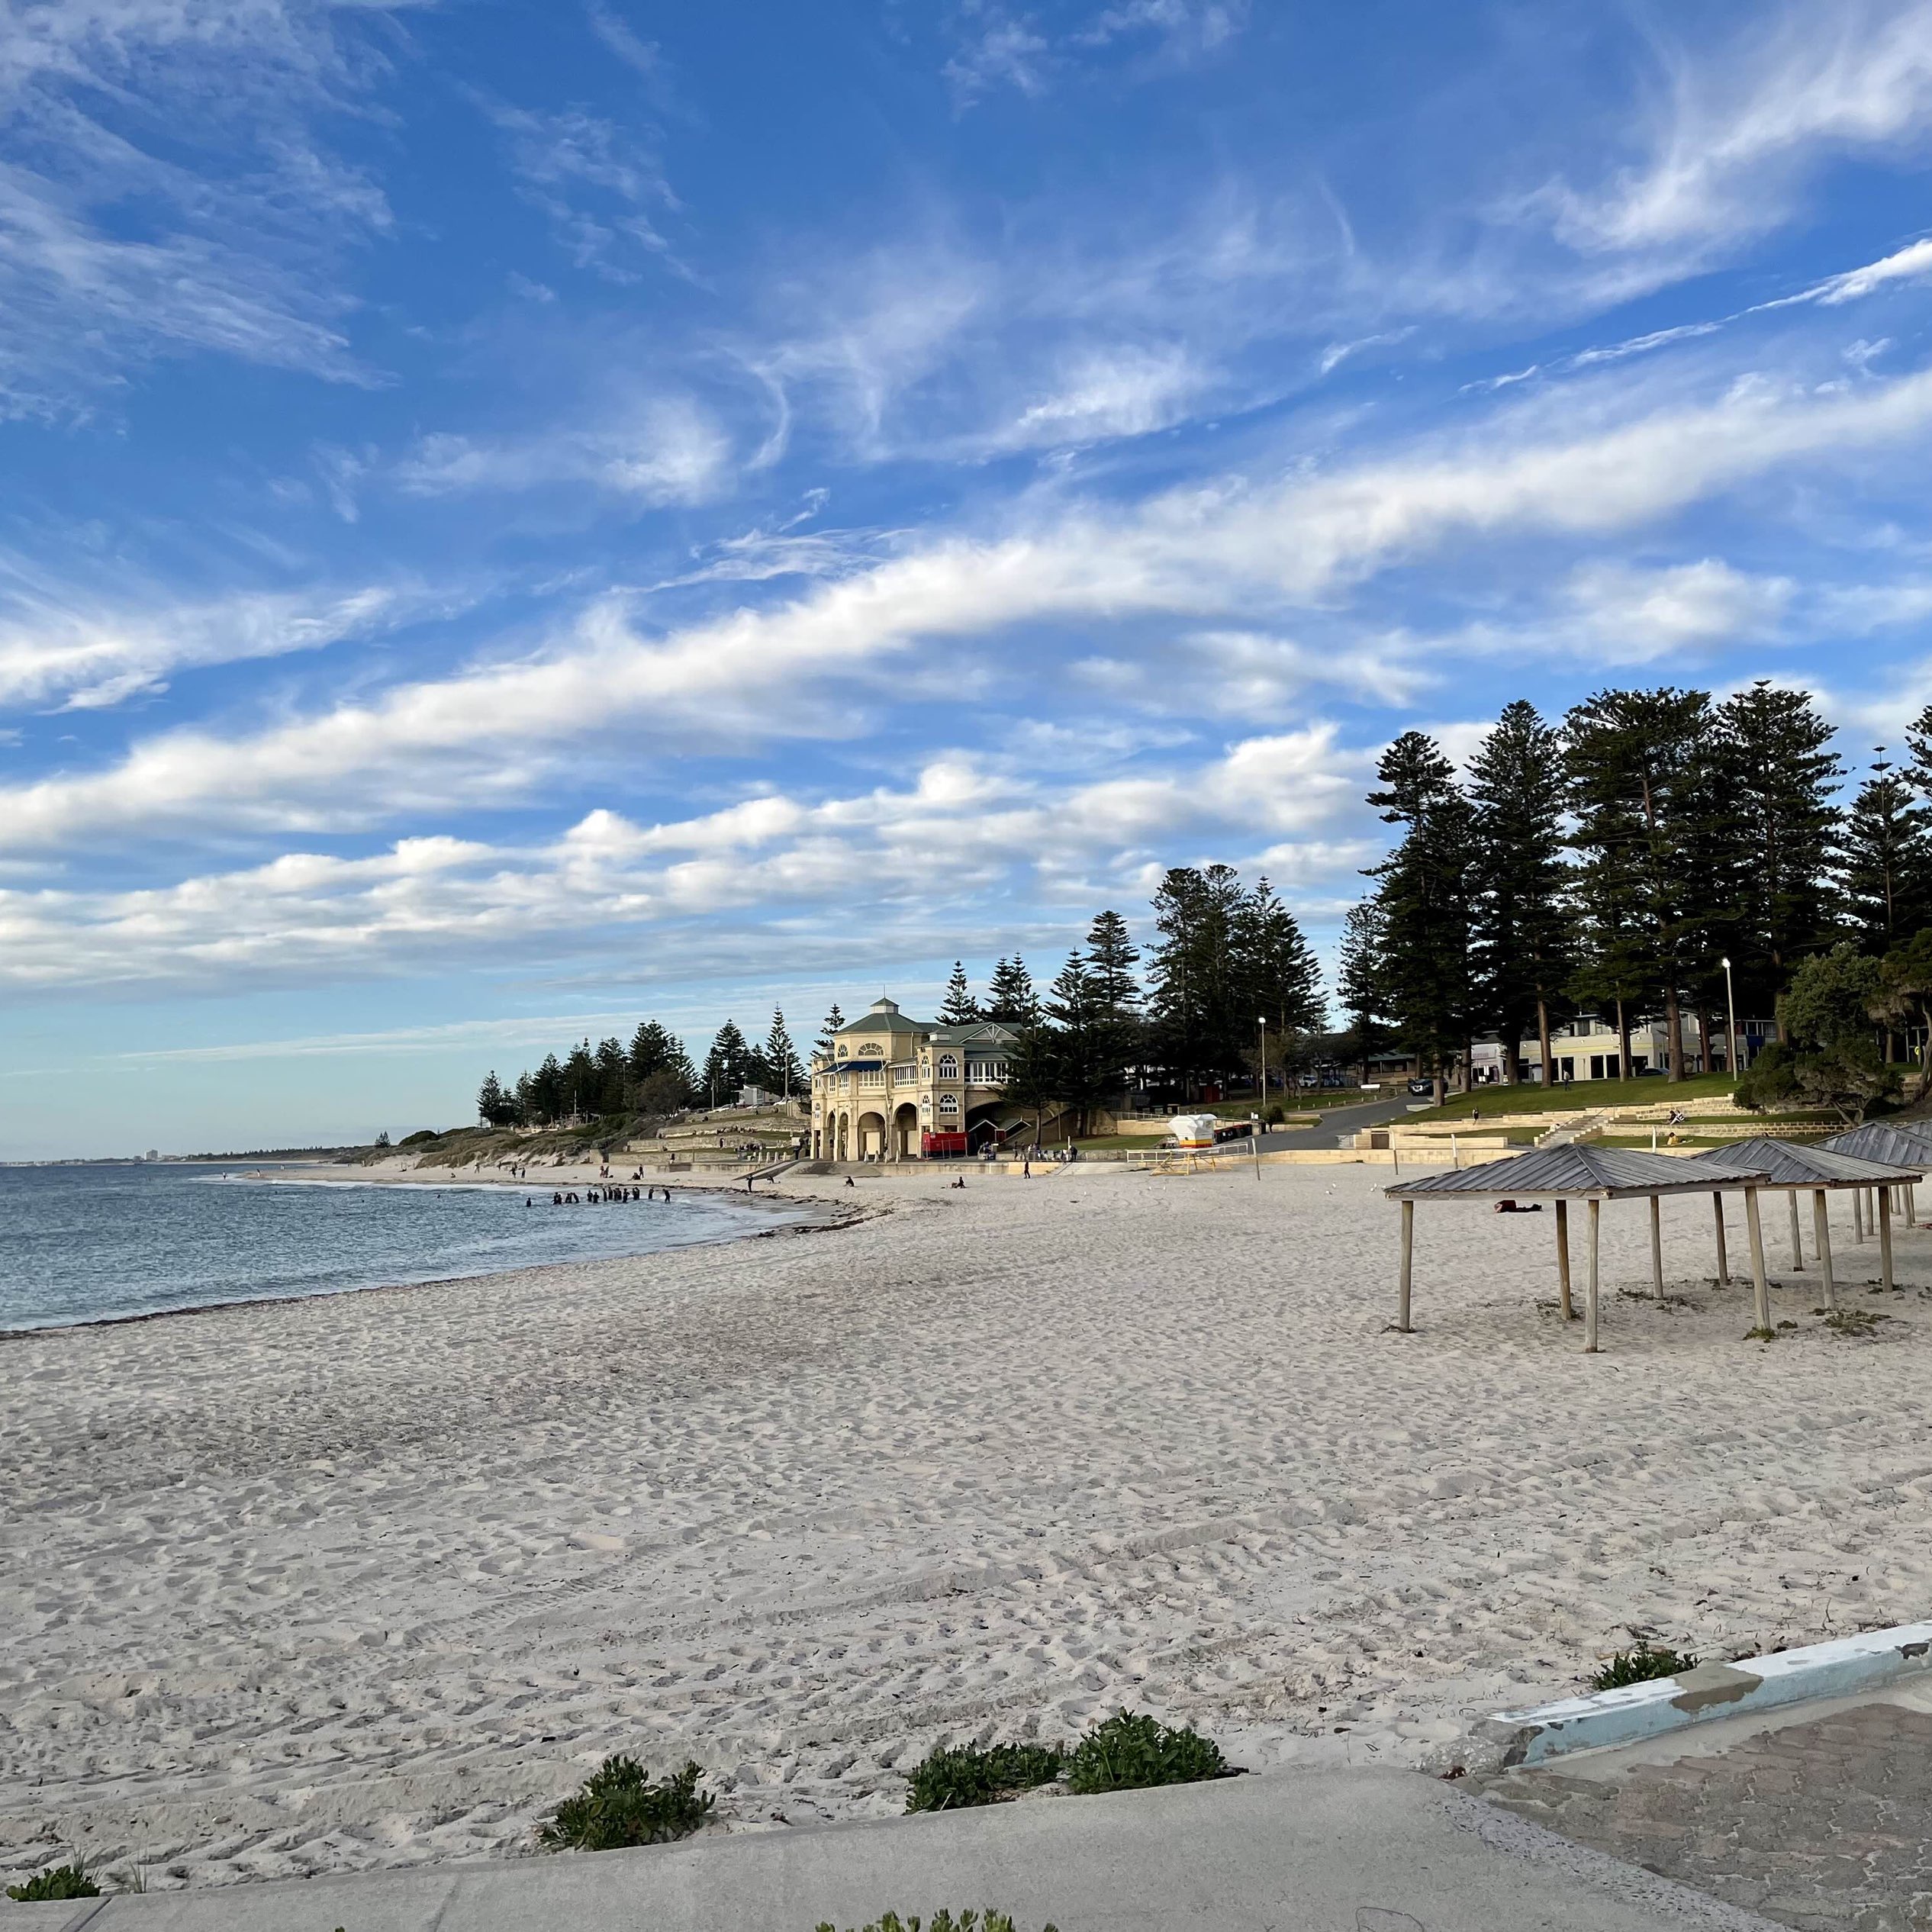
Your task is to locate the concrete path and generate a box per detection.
[1273,1095,1420,1150]
[1,1768,1782,1932]
[1485,1679,1932,1930]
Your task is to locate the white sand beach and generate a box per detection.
[5,1161,1931,1892]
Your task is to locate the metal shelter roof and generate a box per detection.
[1695,1137,1922,1187]
[1384,1144,1770,1202]
[1818,1122,1932,1171]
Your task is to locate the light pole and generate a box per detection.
[1721,956,1739,1084]
[1257,1015,1267,1116]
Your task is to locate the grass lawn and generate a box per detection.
[1403,1073,1738,1123]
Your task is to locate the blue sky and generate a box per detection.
[7,0,1932,1154]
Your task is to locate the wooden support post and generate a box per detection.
[1880,1186,1895,1294]
[1711,1192,1729,1285]
[1787,1190,1804,1270]
[1813,1189,1835,1311]
[1586,1196,1602,1354]
[1745,1187,1770,1334]
[1555,1197,1573,1321]
[1650,1195,1665,1299]
[1908,1180,1917,1227]
[1396,1199,1414,1333]
[1853,1188,1866,1242]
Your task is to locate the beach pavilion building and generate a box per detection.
[810,997,1022,1161]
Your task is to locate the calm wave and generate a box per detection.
[0,1163,798,1332]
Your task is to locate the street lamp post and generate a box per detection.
[1257,1015,1267,1115]
[1721,956,1739,1084]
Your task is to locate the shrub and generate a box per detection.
[1063,1711,1230,1794]
[903,1742,1065,1814]
[814,1914,1056,1932]
[6,1865,99,1902]
[1589,1641,1698,1692]
[398,1129,440,1147]
[539,1756,713,1850]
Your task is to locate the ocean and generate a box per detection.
[0,1162,797,1333]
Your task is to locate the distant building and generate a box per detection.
[1470,1012,1775,1084]
[810,996,1022,1160]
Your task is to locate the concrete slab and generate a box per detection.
[0,1769,1781,1932]
[1483,1620,1932,1766]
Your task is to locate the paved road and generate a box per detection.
[1270,1091,1425,1150]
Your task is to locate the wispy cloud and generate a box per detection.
[1544,0,1932,259]
[477,93,686,282]
[0,0,420,415]
[394,394,734,504]
[10,360,1932,850]
[0,572,458,713]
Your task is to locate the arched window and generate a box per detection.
[938,1092,960,1113]
[937,1054,958,1079]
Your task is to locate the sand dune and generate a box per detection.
[4,1162,1930,1892]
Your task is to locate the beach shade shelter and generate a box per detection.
[1696,1139,1921,1305]
[1818,1121,1932,1245]
[1385,1146,1775,1353]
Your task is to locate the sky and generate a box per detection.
[7,0,1932,1154]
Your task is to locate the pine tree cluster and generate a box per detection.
[1344,681,1932,1095]
[476,1009,806,1127]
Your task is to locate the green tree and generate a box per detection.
[762,1008,805,1098]
[1335,897,1392,1084]
[626,1020,678,1084]
[1749,942,1896,1119]
[594,1036,628,1113]
[1564,687,1711,1080]
[936,961,980,1025]
[1840,752,1931,952]
[1146,865,1248,1096]
[984,955,1040,1025]
[815,1003,845,1061]
[1045,950,1114,1136]
[1877,930,1932,1101]
[477,1071,512,1127]
[1001,1021,1061,1147]
[1367,733,1479,1100]
[1714,681,1843,1034]
[1230,876,1324,1098]
[1467,700,1574,1087]
[702,1020,753,1105]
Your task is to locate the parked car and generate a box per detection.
[1407,1077,1435,1096]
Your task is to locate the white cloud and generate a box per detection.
[994,343,1206,450]
[0,730,1360,991]
[8,360,1932,850]
[478,95,681,281]
[1547,0,1932,258]
[1559,558,1795,658]
[0,575,450,713]
[0,0,417,414]
[394,396,733,505]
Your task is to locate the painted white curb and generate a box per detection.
[1482,1619,1932,1766]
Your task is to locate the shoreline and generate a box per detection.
[0,1176,848,1343]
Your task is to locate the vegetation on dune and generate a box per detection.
[903,1741,1067,1813]
[539,1756,713,1851]
[7,1864,99,1901]
[1063,1712,1232,1795]
[1589,1642,1698,1691]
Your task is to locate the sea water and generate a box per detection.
[0,1163,797,1332]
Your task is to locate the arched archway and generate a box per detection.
[856,1110,887,1161]
[892,1102,919,1159]
[835,1113,850,1161]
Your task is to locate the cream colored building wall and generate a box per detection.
[810,998,1015,1161]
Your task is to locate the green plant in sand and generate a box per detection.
[6,1864,99,1902]
[539,1755,713,1851]
[1589,1641,1698,1691]
[903,1741,1067,1813]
